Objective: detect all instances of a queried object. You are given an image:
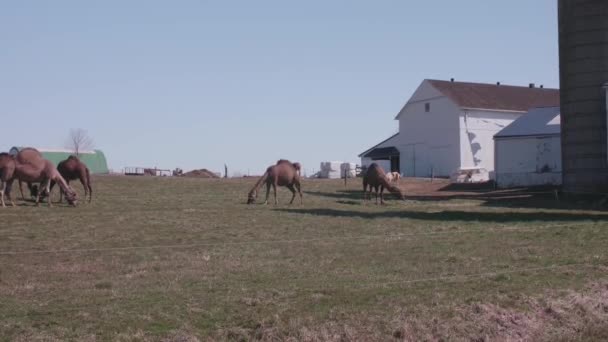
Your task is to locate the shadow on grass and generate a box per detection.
[274,208,608,223]
[305,189,608,212]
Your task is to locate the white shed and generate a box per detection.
[494,106,561,188]
[358,133,399,173]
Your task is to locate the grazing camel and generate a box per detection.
[0,153,17,207]
[385,171,401,182]
[248,160,302,205]
[363,163,405,204]
[12,148,77,207]
[50,156,93,203]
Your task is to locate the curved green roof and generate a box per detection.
[9,147,109,174]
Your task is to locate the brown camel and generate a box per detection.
[276,159,302,177]
[0,153,17,207]
[363,163,405,204]
[248,160,303,205]
[50,156,93,203]
[293,162,302,177]
[11,148,77,207]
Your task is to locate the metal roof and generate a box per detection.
[428,79,560,112]
[494,106,561,139]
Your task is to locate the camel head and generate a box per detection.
[64,189,78,206]
[247,190,257,204]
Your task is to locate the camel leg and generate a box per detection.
[19,181,25,201]
[43,179,52,207]
[79,177,88,203]
[380,185,385,205]
[0,181,5,208]
[287,184,296,205]
[263,183,271,205]
[294,180,303,204]
[273,183,278,205]
[374,186,379,205]
[6,180,15,206]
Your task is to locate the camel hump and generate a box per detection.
[67,155,80,161]
[16,148,44,165]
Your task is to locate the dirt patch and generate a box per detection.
[213,280,608,341]
[181,169,220,178]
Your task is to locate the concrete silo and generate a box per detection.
[558,0,608,192]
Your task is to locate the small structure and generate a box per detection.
[319,161,342,179]
[340,162,357,178]
[9,147,109,174]
[358,133,399,174]
[494,106,561,188]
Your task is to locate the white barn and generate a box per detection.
[359,79,560,178]
[494,107,561,188]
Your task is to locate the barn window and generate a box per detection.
[425,103,430,112]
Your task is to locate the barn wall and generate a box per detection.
[397,81,461,177]
[495,136,562,188]
[558,0,608,192]
[459,110,522,177]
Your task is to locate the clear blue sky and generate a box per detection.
[1,1,558,175]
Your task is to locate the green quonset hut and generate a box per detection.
[9,147,109,174]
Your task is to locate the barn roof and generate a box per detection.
[494,106,561,139]
[427,79,560,112]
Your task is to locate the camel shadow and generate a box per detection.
[305,190,363,201]
[305,188,608,212]
[274,208,608,223]
[336,200,361,206]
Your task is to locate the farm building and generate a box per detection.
[494,107,561,188]
[360,79,560,178]
[558,0,608,193]
[9,147,109,174]
[358,133,399,173]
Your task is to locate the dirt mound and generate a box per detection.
[182,169,220,178]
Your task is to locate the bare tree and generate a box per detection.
[66,128,94,156]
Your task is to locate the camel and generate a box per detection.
[385,171,401,182]
[276,159,302,177]
[0,153,17,207]
[248,160,303,205]
[363,163,405,204]
[11,148,78,207]
[293,162,302,177]
[49,156,93,203]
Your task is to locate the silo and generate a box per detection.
[558,0,608,193]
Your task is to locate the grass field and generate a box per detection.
[1,175,608,341]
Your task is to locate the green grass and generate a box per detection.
[1,176,607,341]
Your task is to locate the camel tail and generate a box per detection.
[247,170,269,201]
[380,176,404,199]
